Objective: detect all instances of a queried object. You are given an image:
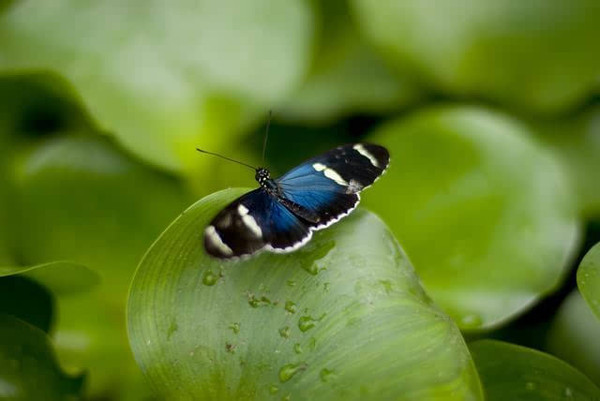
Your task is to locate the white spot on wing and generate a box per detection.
[353,144,380,167]
[237,204,262,237]
[205,225,233,256]
[312,163,326,172]
[312,163,348,186]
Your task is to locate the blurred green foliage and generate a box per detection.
[0,0,599,400]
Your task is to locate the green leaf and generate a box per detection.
[53,292,152,400]
[10,135,190,299]
[577,242,600,319]
[0,74,94,139]
[350,0,600,115]
[128,189,483,400]
[280,0,421,123]
[471,339,600,400]
[533,106,600,218]
[0,261,99,296]
[8,134,189,398]
[0,0,314,172]
[362,106,580,330]
[547,291,600,385]
[0,314,85,400]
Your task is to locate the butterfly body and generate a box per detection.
[204,143,389,259]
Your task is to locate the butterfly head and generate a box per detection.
[255,167,271,186]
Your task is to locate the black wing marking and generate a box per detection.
[204,189,312,259]
[276,143,389,229]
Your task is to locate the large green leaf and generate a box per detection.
[471,340,600,400]
[548,291,600,385]
[128,189,483,400]
[362,106,580,330]
[350,0,600,115]
[0,314,84,400]
[577,242,600,318]
[0,0,314,172]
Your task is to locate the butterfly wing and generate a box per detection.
[204,189,312,259]
[277,143,389,229]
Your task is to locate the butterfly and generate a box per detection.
[203,143,389,259]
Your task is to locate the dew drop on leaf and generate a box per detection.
[285,301,297,314]
[278,362,307,383]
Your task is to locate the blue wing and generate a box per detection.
[204,189,312,259]
[277,143,389,229]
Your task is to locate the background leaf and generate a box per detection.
[363,105,580,330]
[128,189,483,400]
[547,291,600,386]
[5,134,190,399]
[0,0,315,173]
[350,0,600,114]
[280,0,422,123]
[533,106,600,218]
[0,314,84,400]
[10,135,190,299]
[471,339,600,400]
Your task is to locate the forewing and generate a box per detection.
[277,143,389,229]
[204,189,311,259]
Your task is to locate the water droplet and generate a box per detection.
[525,382,536,391]
[301,263,320,276]
[323,282,330,292]
[167,320,178,340]
[279,326,291,339]
[298,316,316,332]
[281,395,291,401]
[320,368,335,382]
[269,385,279,394]
[294,343,302,354]
[279,362,307,383]
[285,301,297,314]
[248,294,272,308]
[564,387,574,398]
[460,314,482,328]
[226,342,236,354]
[287,280,296,287]
[379,280,393,294]
[229,322,240,334]
[202,269,219,286]
[146,339,152,346]
[298,314,326,332]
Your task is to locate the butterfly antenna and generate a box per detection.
[261,110,273,165]
[195,148,257,171]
